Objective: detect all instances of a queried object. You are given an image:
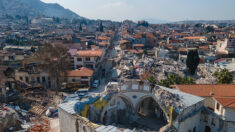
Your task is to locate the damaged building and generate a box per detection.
[58,80,224,132]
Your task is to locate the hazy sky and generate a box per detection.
[41,0,235,22]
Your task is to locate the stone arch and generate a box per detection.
[135,94,170,122]
[117,93,135,113]
[100,94,135,124]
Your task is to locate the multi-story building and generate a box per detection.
[71,49,104,72]
[65,67,94,88]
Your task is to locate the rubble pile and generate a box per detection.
[196,64,217,84]
[28,118,50,132]
[0,107,22,131]
[154,87,185,113]
[118,52,187,81]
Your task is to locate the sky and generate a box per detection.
[41,0,235,22]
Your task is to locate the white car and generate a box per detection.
[92,80,99,88]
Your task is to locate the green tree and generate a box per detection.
[99,22,104,32]
[79,23,82,31]
[205,26,215,33]
[186,49,200,75]
[159,74,195,87]
[195,23,202,28]
[147,75,157,88]
[213,69,233,84]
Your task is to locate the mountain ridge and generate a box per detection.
[0,0,83,19]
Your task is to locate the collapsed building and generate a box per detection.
[116,51,217,83]
[58,79,224,132]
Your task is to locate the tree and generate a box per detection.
[205,26,215,33]
[33,44,71,91]
[159,74,195,87]
[99,22,104,32]
[186,49,200,75]
[79,23,82,31]
[213,69,233,84]
[147,75,157,88]
[195,23,202,28]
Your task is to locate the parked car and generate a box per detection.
[92,80,99,88]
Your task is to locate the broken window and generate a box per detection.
[42,76,46,82]
[37,77,40,83]
[204,115,208,122]
[85,57,90,61]
[77,58,82,61]
[216,103,220,110]
[25,76,29,83]
[48,81,51,88]
[212,118,216,126]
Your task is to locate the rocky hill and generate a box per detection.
[0,0,82,19]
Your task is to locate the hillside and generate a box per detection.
[0,0,82,19]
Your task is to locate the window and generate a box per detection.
[216,103,220,110]
[37,77,40,83]
[188,130,191,132]
[48,77,50,81]
[19,76,23,81]
[25,77,29,83]
[81,77,88,79]
[42,76,46,82]
[48,81,51,88]
[212,118,216,126]
[72,79,76,82]
[204,115,208,122]
[77,58,82,61]
[193,127,196,132]
[85,57,90,61]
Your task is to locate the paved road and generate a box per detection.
[90,28,121,94]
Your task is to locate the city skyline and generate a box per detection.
[42,0,235,22]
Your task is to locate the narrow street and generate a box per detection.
[90,28,121,94]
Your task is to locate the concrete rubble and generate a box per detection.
[154,87,185,113]
[116,51,216,83]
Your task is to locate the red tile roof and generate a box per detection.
[133,44,144,47]
[66,67,94,77]
[214,97,235,108]
[178,48,187,52]
[199,45,209,50]
[184,36,206,40]
[177,84,235,97]
[97,36,110,41]
[129,49,144,54]
[77,49,103,57]
[99,41,109,46]
[120,40,129,45]
[214,58,226,63]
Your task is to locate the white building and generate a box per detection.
[213,97,235,132]
[72,49,104,72]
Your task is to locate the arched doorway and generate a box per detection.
[101,95,135,125]
[205,126,211,132]
[116,95,135,124]
[135,96,168,131]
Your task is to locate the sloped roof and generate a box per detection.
[66,67,94,77]
[177,84,235,97]
[77,49,103,57]
[214,97,235,108]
